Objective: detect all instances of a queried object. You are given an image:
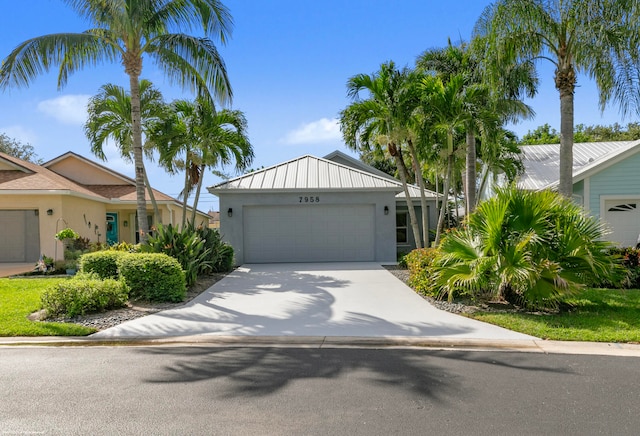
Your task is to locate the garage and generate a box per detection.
[209,154,402,265]
[0,210,40,262]
[243,204,375,263]
[603,200,640,247]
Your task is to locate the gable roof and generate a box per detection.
[209,154,404,192]
[518,140,640,190]
[323,150,398,181]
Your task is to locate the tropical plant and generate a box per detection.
[84,79,168,221]
[55,228,79,241]
[0,0,233,242]
[432,186,620,309]
[340,62,426,248]
[474,0,640,197]
[154,97,253,226]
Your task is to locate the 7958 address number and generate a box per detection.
[299,196,320,203]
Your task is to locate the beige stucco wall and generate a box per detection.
[47,157,125,185]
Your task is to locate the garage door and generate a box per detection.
[603,201,640,247]
[0,210,41,262]
[244,204,375,263]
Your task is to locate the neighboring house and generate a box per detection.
[208,210,220,229]
[0,151,209,262]
[515,140,640,247]
[208,150,438,265]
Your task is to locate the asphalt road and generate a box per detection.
[1,346,639,435]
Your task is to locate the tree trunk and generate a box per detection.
[556,64,576,198]
[190,165,205,225]
[390,143,422,249]
[465,129,477,215]
[128,71,150,243]
[407,139,429,247]
[435,154,452,246]
[143,168,162,225]
[182,163,189,228]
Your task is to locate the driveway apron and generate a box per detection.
[91,263,536,340]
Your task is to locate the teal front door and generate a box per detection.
[106,213,118,245]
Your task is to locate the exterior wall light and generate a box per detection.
[123,220,128,227]
[46,209,53,216]
[227,208,233,217]
[384,206,389,215]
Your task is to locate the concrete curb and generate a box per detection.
[1,335,639,356]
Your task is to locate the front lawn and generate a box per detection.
[0,278,96,336]
[469,288,640,343]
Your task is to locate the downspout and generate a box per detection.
[166,203,174,226]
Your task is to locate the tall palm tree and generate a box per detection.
[340,62,424,248]
[155,97,253,227]
[0,0,233,242]
[84,79,167,222]
[418,40,535,215]
[475,0,640,197]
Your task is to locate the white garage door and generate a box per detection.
[244,204,375,263]
[603,201,640,247]
[0,210,41,262]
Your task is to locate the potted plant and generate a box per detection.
[64,260,77,276]
[55,228,79,241]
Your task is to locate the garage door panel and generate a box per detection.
[0,210,40,262]
[244,204,375,263]
[604,200,640,247]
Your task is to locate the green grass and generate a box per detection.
[469,288,640,342]
[0,278,95,336]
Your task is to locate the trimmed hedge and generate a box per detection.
[79,251,127,279]
[117,253,186,302]
[41,274,128,318]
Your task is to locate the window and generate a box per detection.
[396,212,408,244]
[608,203,637,212]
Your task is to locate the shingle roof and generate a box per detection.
[209,154,405,192]
[518,140,640,190]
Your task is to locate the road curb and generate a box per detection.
[1,335,639,356]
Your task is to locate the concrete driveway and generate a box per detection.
[0,263,34,278]
[92,263,536,340]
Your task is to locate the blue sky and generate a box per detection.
[0,0,633,212]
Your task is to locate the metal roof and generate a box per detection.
[209,154,405,192]
[518,140,640,190]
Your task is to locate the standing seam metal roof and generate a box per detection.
[209,154,405,191]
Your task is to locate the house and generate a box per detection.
[516,140,640,247]
[0,151,209,262]
[208,150,438,265]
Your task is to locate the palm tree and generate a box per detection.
[155,97,253,227]
[474,0,640,197]
[0,0,233,242]
[417,40,535,215]
[84,79,167,222]
[340,62,424,248]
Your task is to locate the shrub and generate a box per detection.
[196,226,235,273]
[117,253,186,302]
[79,251,127,279]
[432,186,620,309]
[142,223,213,286]
[405,248,439,295]
[41,273,128,318]
[594,247,640,289]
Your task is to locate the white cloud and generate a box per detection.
[37,94,91,125]
[280,117,341,145]
[0,125,38,145]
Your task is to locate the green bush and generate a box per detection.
[405,248,439,295]
[141,223,209,287]
[79,251,127,279]
[432,186,620,309]
[196,226,235,272]
[41,273,128,318]
[118,253,186,302]
[593,247,640,289]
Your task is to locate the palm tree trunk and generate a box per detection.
[128,71,149,243]
[143,168,162,225]
[391,143,422,249]
[182,164,189,228]
[435,155,452,246]
[407,139,429,248]
[465,129,477,215]
[557,64,576,198]
[190,165,205,225]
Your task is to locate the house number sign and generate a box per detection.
[299,196,320,203]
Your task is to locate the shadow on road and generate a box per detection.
[138,347,575,402]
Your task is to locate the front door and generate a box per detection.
[106,213,118,245]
